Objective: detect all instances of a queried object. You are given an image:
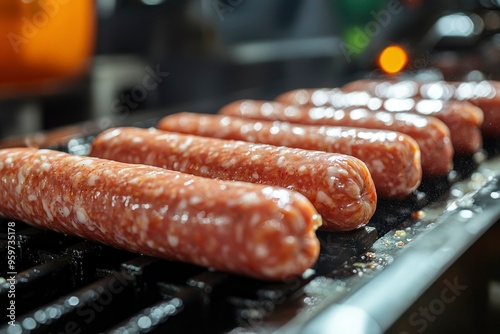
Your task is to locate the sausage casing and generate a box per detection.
[219,100,453,176]
[276,88,483,154]
[157,113,421,199]
[0,148,321,280]
[90,127,377,231]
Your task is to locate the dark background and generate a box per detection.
[2,0,500,139]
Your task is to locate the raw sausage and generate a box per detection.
[343,79,499,138]
[157,113,421,199]
[276,88,483,154]
[0,148,321,280]
[91,127,376,231]
[90,127,377,231]
[219,100,453,176]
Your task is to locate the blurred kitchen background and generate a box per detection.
[2,1,500,333]
[2,0,500,140]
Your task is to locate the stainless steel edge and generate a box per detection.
[295,175,500,334]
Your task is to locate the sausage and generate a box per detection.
[472,96,500,138]
[157,113,421,199]
[276,88,483,155]
[342,79,417,98]
[0,147,321,280]
[90,127,377,231]
[426,99,483,154]
[431,81,499,138]
[219,100,454,177]
[343,79,499,138]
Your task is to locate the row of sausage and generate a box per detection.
[0,78,498,280]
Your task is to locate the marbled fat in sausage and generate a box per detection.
[90,128,377,231]
[219,100,453,177]
[276,88,483,155]
[0,148,322,280]
[157,113,421,199]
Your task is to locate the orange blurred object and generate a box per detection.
[378,45,409,74]
[0,0,94,96]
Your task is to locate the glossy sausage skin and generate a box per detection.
[158,113,421,199]
[0,148,321,280]
[276,88,483,154]
[90,127,377,231]
[343,79,498,138]
[219,100,453,177]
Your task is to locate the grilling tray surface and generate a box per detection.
[0,111,499,334]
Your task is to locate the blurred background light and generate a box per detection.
[436,13,475,37]
[378,45,409,74]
